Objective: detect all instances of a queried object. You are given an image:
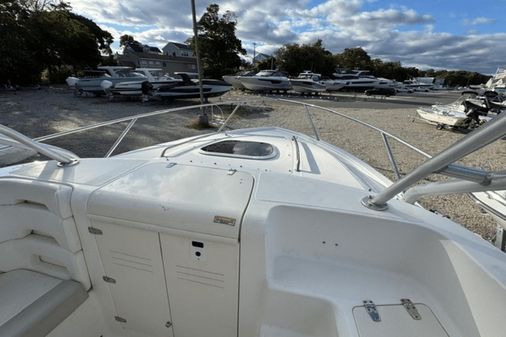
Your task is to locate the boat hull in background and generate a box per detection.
[240,77,291,91]
[290,79,326,93]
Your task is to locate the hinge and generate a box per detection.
[114,316,127,323]
[363,300,381,322]
[102,276,116,284]
[88,226,103,235]
[401,298,421,320]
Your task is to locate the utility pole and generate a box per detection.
[190,0,208,126]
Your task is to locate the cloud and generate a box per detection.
[67,0,502,73]
[463,17,496,26]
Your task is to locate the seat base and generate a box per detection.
[0,269,88,337]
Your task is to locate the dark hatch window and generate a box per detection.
[201,140,275,159]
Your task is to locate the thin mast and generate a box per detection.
[191,0,204,105]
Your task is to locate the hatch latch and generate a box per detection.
[363,300,381,322]
[401,298,421,320]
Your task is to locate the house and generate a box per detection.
[117,41,197,74]
[253,53,271,64]
[162,42,194,58]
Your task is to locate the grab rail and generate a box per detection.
[362,113,506,210]
[0,124,78,166]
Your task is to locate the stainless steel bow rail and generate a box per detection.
[362,112,506,210]
[1,98,505,209]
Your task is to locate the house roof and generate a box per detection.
[148,46,162,53]
[166,42,193,51]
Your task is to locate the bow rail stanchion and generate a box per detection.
[362,113,506,210]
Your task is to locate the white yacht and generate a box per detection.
[223,70,257,89]
[0,99,505,337]
[417,92,502,129]
[239,70,291,92]
[69,66,147,96]
[289,71,326,94]
[101,68,178,96]
[404,78,435,92]
[152,74,232,99]
[485,66,506,93]
[329,70,381,92]
[102,70,231,99]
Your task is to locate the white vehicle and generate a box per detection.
[0,100,505,337]
[289,71,326,93]
[239,70,291,92]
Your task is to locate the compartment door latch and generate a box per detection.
[401,298,421,320]
[363,300,381,322]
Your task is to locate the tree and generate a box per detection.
[275,40,336,76]
[335,47,372,70]
[187,4,246,78]
[0,0,113,85]
[120,34,135,47]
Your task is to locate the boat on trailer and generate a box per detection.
[101,70,232,100]
[0,99,505,337]
[69,66,147,96]
[289,71,327,94]
[239,70,291,92]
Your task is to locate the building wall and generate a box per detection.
[162,43,193,58]
[117,48,197,75]
[138,58,196,74]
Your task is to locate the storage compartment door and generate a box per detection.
[93,221,173,337]
[161,233,239,337]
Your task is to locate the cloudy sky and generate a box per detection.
[67,0,505,74]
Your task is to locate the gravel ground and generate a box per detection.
[1,86,504,240]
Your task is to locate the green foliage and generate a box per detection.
[0,0,113,85]
[439,71,490,87]
[334,47,372,70]
[120,34,136,47]
[187,4,246,78]
[119,34,145,53]
[256,57,276,71]
[275,40,336,76]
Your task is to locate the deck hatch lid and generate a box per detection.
[353,301,449,337]
[88,163,253,239]
[200,140,277,160]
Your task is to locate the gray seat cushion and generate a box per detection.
[0,269,88,337]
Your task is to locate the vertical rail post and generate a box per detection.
[381,132,401,180]
[216,104,242,133]
[105,118,137,158]
[304,104,320,141]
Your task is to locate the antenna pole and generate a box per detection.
[191,0,205,106]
